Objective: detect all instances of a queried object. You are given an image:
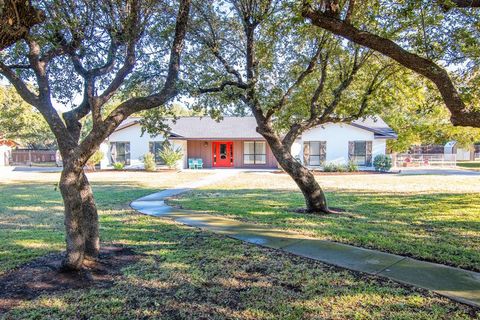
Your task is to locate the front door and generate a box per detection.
[212,141,233,167]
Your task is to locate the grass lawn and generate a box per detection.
[170,172,480,271]
[457,162,480,170]
[1,171,478,318]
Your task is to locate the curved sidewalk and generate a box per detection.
[131,171,480,308]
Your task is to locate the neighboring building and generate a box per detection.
[102,116,397,170]
[0,137,18,166]
[444,141,475,161]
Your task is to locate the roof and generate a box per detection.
[114,116,397,139]
[351,116,398,139]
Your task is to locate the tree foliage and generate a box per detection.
[0,85,55,148]
[183,0,397,213]
[376,72,480,152]
[302,0,480,127]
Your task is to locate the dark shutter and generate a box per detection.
[149,142,154,153]
[125,142,131,165]
[303,142,310,165]
[320,141,326,163]
[109,143,117,163]
[348,141,354,161]
[366,141,372,166]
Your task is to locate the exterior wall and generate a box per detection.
[187,139,277,168]
[372,139,387,161]
[172,140,188,169]
[105,121,390,170]
[187,140,213,168]
[296,123,380,168]
[108,124,166,168]
[235,140,277,169]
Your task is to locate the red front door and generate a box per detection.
[212,141,233,167]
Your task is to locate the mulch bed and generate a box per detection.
[0,246,143,315]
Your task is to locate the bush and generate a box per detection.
[347,160,358,172]
[159,144,183,169]
[143,152,156,172]
[113,162,125,170]
[373,154,392,172]
[323,162,348,172]
[86,150,104,171]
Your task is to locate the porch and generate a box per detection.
[185,139,277,169]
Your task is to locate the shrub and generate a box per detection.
[323,162,336,172]
[143,152,156,172]
[373,154,392,172]
[323,162,348,172]
[159,144,183,169]
[86,150,104,171]
[347,161,358,172]
[113,162,125,170]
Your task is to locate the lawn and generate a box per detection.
[170,172,480,271]
[457,162,480,170]
[1,171,478,319]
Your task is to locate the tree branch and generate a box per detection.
[0,61,38,105]
[437,0,480,10]
[302,3,480,127]
[266,39,325,120]
[198,80,249,93]
[0,0,44,50]
[76,0,191,164]
[344,0,355,23]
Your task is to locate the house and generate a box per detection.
[444,141,475,161]
[101,116,397,170]
[0,136,18,166]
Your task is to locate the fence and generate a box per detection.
[11,149,58,166]
[393,153,457,167]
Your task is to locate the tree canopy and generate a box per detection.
[0,85,55,148]
[302,0,480,127]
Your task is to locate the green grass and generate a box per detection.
[171,189,480,271]
[457,162,480,169]
[1,175,478,318]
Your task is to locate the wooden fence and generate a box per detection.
[11,149,57,165]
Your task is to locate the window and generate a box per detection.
[149,141,165,165]
[110,142,130,165]
[303,141,326,166]
[349,141,372,166]
[244,141,266,164]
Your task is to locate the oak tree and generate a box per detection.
[187,0,393,213]
[0,0,191,270]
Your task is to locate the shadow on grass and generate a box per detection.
[0,181,158,273]
[4,220,478,319]
[1,182,478,318]
[170,188,480,271]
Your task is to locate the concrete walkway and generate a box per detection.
[131,172,480,308]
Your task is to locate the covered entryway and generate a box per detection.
[212,141,233,167]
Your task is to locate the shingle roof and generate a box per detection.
[351,116,398,139]
[169,116,264,139]
[115,116,397,139]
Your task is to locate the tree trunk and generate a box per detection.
[260,129,331,213]
[59,162,100,270]
[79,171,100,260]
[59,166,86,270]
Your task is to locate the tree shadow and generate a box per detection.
[170,188,480,271]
